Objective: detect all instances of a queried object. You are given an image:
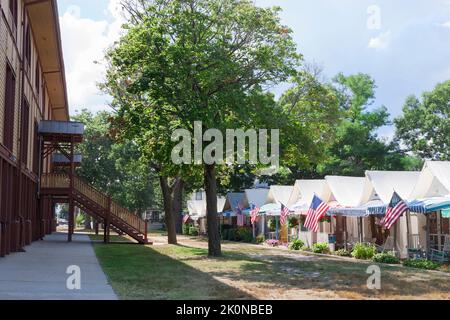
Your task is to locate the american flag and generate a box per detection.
[280,204,289,226]
[379,191,408,230]
[182,214,190,224]
[236,203,245,227]
[250,204,260,225]
[304,195,330,232]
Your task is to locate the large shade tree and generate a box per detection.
[103,0,301,256]
[72,110,161,218]
[395,80,450,161]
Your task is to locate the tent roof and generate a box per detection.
[325,176,371,207]
[266,185,293,206]
[244,189,270,208]
[187,196,226,217]
[221,193,247,213]
[411,161,450,198]
[294,179,332,204]
[365,171,420,203]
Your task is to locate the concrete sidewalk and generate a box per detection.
[0,233,117,300]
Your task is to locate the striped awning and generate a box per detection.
[407,197,450,214]
[367,196,450,215]
[329,200,386,217]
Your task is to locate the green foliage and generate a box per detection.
[395,80,450,160]
[182,224,191,235]
[300,246,311,251]
[351,243,376,260]
[227,229,237,241]
[72,110,161,213]
[373,252,400,264]
[312,242,329,254]
[75,214,85,226]
[188,226,199,236]
[318,73,414,176]
[333,249,352,257]
[236,227,253,243]
[402,259,441,270]
[255,234,265,244]
[288,238,304,251]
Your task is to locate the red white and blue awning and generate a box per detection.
[366,196,450,215]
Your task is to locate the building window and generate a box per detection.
[21,98,30,163]
[195,192,203,200]
[3,64,16,151]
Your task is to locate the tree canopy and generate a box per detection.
[395,80,450,161]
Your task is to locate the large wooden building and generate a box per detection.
[0,0,70,257]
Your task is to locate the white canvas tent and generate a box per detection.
[261,185,294,215]
[244,189,270,209]
[365,171,421,258]
[244,188,270,237]
[325,176,377,245]
[411,161,450,198]
[220,193,247,217]
[289,180,332,213]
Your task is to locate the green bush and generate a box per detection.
[301,246,311,252]
[288,238,304,251]
[312,242,329,254]
[333,249,352,257]
[373,252,400,264]
[188,226,199,236]
[220,229,228,240]
[255,234,265,244]
[236,227,253,243]
[402,259,441,270]
[182,223,191,235]
[76,214,85,226]
[227,228,237,241]
[351,243,376,260]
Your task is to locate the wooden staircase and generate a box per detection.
[41,174,149,244]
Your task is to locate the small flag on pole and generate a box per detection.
[280,204,289,226]
[182,214,190,224]
[304,195,330,232]
[250,204,260,225]
[379,191,409,230]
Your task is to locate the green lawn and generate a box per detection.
[90,235,450,300]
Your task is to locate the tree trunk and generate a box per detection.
[204,164,221,257]
[172,179,184,234]
[160,176,178,245]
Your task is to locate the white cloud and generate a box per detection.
[368,30,392,50]
[442,21,450,28]
[60,1,126,115]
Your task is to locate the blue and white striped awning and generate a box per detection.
[366,196,450,215]
[407,197,450,214]
[328,200,386,217]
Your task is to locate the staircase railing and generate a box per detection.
[41,173,147,236]
[41,173,70,189]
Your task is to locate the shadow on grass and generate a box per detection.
[212,252,450,299]
[91,235,450,300]
[166,241,450,299]
[91,241,254,300]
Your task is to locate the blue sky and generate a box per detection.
[57,0,450,139]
